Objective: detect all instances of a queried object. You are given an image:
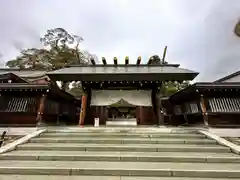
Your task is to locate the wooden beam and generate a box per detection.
[136,56,141,65]
[90,57,96,65]
[102,57,107,65]
[125,56,129,65]
[114,57,118,65]
[162,46,168,63]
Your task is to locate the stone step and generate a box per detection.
[0,175,234,180]
[1,151,239,163]
[30,137,216,145]
[43,132,204,139]
[46,128,197,133]
[17,143,229,153]
[0,160,239,178]
[229,138,240,144]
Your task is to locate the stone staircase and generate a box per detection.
[0,128,239,179]
[226,137,240,145]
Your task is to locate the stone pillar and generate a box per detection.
[200,94,208,126]
[36,93,47,126]
[79,95,87,125]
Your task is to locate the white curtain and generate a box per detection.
[91,90,152,107]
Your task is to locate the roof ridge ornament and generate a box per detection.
[137,56,141,65]
[102,57,107,65]
[114,57,118,65]
[90,57,96,65]
[125,56,129,65]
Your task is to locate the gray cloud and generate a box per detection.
[0,0,239,81]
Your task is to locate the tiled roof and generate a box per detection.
[214,71,240,83]
[48,65,198,75]
[0,69,47,82]
[170,82,240,101]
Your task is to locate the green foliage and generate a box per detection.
[6,48,51,70]
[150,55,168,65]
[235,20,240,37]
[163,81,190,96]
[6,28,89,70]
[149,53,189,95]
[40,28,75,48]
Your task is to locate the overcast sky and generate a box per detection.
[0,0,240,81]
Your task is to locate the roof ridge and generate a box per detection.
[214,70,240,82]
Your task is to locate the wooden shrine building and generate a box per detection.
[0,70,77,126]
[47,57,198,126]
[0,83,76,126]
[168,82,240,128]
[1,58,240,128]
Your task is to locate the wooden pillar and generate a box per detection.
[136,107,140,125]
[157,95,164,125]
[157,108,164,125]
[36,93,47,126]
[155,96,164,125]
[105,107,108,125]
[100,106,107,125]
[99,106,102,125]
[79,95,87,125]
[200,94,208,126]
[157,83,164,126]
[139,106,144,125]
[58,102,63,125]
